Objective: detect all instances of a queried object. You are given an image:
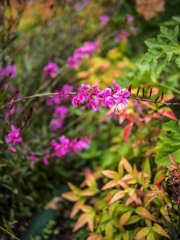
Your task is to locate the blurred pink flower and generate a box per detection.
[127,15,134,22]
[100,15,109,25]
[130,26,136,35]
[43,61,59,79]
[0,65,16,81]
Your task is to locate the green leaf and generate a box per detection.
[155,120,180,165]
[0,85,9,103]
[152,223,170,238]
[22,86,27,96]
[142,26,180,79]
[135,227,151,240]
[125,215,141,225]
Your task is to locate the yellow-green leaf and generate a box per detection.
[119,211,133,226]
[67,182,81,193]
[135,227,151,240]
[152,223,170,238]
[135,207,156,222]
[105,221,114,239]
[147,231,155,240]
[109,191,126,205]
[125,215,141,225]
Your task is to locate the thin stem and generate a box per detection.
[129,96,180,106]
[0,226,20,240]
[158,83,180,95]
[0,90,179,112]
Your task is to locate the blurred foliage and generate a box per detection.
[0,0,179,239]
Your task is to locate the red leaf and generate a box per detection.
[123,123,133,144]
[158,107,178,121]
[152,177,165,190]
[168,154,178,168]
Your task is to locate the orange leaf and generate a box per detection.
[61,192,79,202]
[152,223,170,238]
[87,234,104,240]
[158,107,178,121]
[70,201,84,218]
[121,157,133,173]
[135,227,151,240]
[135,207,156,221]
[102,180,119,190]
[102,170,119,179]
[123,123,133,144]
[80,189,96,197]
[73,212,94,232]
[109,190,126,205]
[73,213,88,232]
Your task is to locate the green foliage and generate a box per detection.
[0,1,180,239]
[156,120,180,165]
[142,26,180,81]
[30,220,59,240]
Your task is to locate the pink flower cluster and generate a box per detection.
[100,15,109,25]
[27,154,39,168]
[50,105,68,131]
[46,84,73,130]
[52,135,90,158]
[72,80,130,111]
[6,125,22,152]
[46,84,73,107]
[67,41,99,69]
[0,65,16,81]
[116,15,136,43]
[115,29,129,42]
[43,61,59,80]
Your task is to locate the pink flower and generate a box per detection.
[72,84,90,106]
[5,65,16,78]
[67,41,99,69]
[67,56,81,69]
[130,26,136,36]
[127,15,134,22]
[43,61,59,79]
[87,98,100,111]
[53,106,68,118]
[100,15,109,25]
[50,119,63,131]
[50,105,68,131]
[71,138,90,152]
[98,88,114,108]
[0,65,16,81]
[43,157,49,165]
[6,125,22,152]
[75,2,83,9]
[113,79,121,92]
[28,154,39,168]
[115,30,129,42]
[113,89,130,107]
